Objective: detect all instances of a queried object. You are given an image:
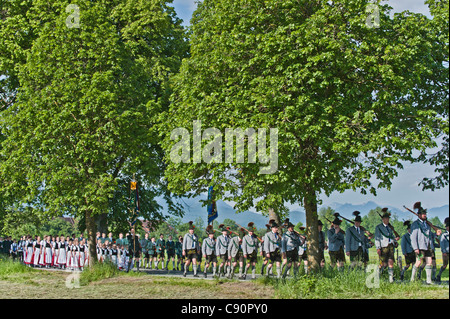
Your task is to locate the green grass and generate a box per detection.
[0,252,448,299]
[262,267,448,299]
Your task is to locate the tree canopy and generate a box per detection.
[160,0,449,270]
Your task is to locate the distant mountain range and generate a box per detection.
[160,197,449,229]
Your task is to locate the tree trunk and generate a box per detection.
[268,207,281,226]
[304,187,320,271]
[85,209,98,267]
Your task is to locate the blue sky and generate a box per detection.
[170,0,449,210]
[172,0,433,26]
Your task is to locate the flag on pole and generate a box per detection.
[207,186,218,224]
[129,175,140,227]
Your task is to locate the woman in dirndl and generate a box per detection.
[57,235,67,269]
[79,239,86,270]
[52,236,59,268]
[33,236,42,268]
[71,239,80,270]
[111,244,118,267]
[43,236,53,268]
[66,239,73,270]
[24,236,34,266]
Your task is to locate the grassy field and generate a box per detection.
[0,250,448,299]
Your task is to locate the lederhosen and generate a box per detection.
[231,239,244,263]
[204,239,217,263]
[244,237,258,263]
[166,241,176,259]
[185,234,198,261]
[403,235,416,264]
[379,226,395,263]
[348,229,364,262]
[284,233,299,263]
[268,234,281,263]
[417,222,434,259]
[217,237,229,262]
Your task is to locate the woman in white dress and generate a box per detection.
[33,236,42,268]
[43,236,53,268]
[52,236,59,268]
[78,239,85,270]
[57,235,67,269]
[66,239,73,270]
[24,236,34,266]
[71,239,80,270]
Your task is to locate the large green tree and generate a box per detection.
[0,0,188,265]
[160,0,448,270]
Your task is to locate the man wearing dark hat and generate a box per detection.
[263,220,282,278]
[400,220,416,281]
[345,211,366,269]
[215,224,231,278]
[242,222,260,280]
[281,220,301,278]
[327,217,346,271]
[375,208,399,283]
[436,217,449,282]
[410,203,441,284]
[202,225,217,278]
[182,221,199,277]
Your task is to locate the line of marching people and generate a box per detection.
[19,235,89,270]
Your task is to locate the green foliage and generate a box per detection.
[0,1,189,242]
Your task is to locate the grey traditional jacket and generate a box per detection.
[327,228,345,252]
[182,233,199,251]
[281,231,301,253]
[374,223,396,249]
[410,219,433,251]
[263,231,281,253]
[242,234,259,255]
[227,236,242,258]
[215,235,230,255]
[201,237,216,256]
[401,232,414,255]
[345,226,365,253]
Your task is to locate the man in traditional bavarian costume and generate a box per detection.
[228,228,245,279]
[126,227,142,273]
[297,227,309,274]
[155,233,166,270]
[400,220,416,281]
[436,217,449,282]
[215,224,231,278]
[263,220,282,278]
[281,220,301,278]
[165,235,176,271]
[202,225,217,278]
[375,208,399,283]
[182,221,200,277]
[328,217,345,271]
[242,222,260,280]
[148,236,157,269]
[410,202,441,284]
[141,232,150,269]
[175,236,184,271]
[345,211,366,269]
